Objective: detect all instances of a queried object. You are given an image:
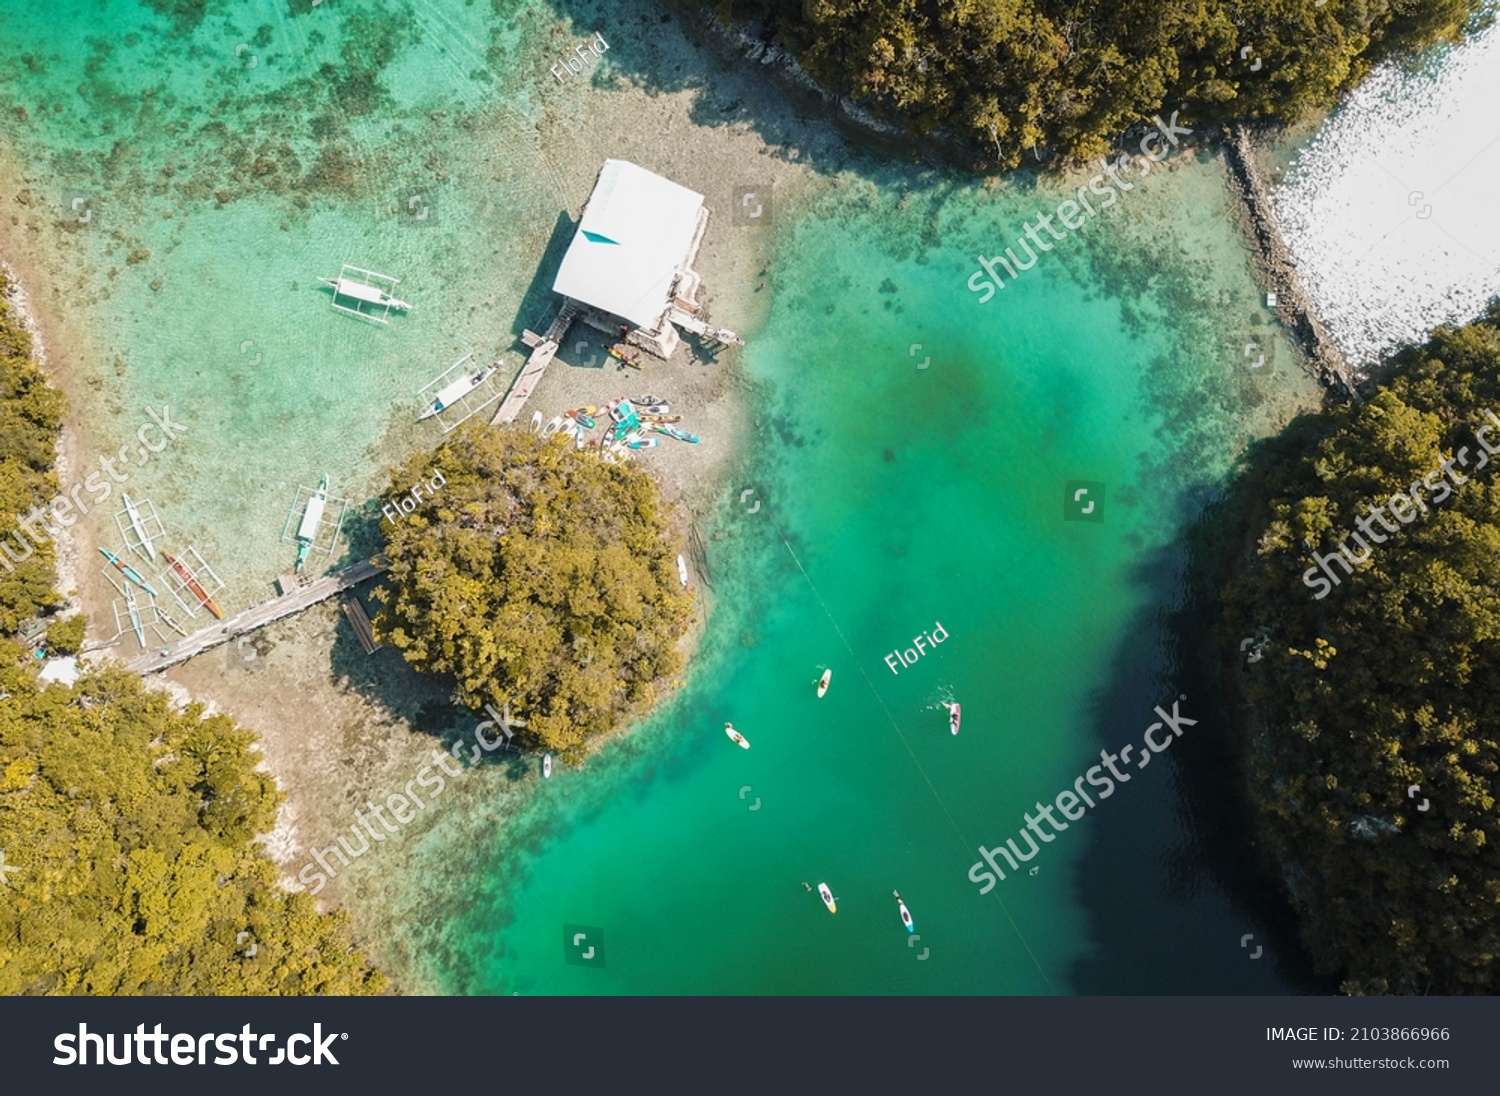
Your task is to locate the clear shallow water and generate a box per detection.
[416,169,1318,993]
[0,0,1322,993]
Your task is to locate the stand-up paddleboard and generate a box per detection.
[818,883,837,914]
[946,701,962,735]
[894,890,915,933]
[817,668,832,698]
[724,722,750,749]
[542,753,552,779]
[677,554,689,589]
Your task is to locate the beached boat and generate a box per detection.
[561,418,580,438]
[626,436,657,450]
[818,883,837,914]
[638,413,682,425]
[817,669,832,698]
[419,363,496,420]
[652,425,699,444]
[542,753,553,779]
[295,474,328,573]
[99,547,158,598]
[607,399,635,423]
[946,701,962,736]
[542,415,564,436]
[122,583,145,648]
[724,722,750,750]
[894,890,915,933]
[677,554,689,589]
[634,396,668,410]
[529,411,543,433]
[121,493,155,560]
[570,410,597,429]
[164,551,223,619]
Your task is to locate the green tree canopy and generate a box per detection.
[0,665,386,994]
[372,423,692,762]
[1223,304,1500,994]
[700,0,1488,167]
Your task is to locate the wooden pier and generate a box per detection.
[125,557,386,675]
[342,596,382,654]
[491,301,580,425]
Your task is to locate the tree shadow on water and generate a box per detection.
[1064,429,1335,995]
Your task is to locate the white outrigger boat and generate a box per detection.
[817,669,832,698]
[724,722,750,749]
[946,701,962,736]
[418,362,497,421]
[818,883,837,914]
[319,269,411,313]
[295,474,328,573]
[120,492,155,560]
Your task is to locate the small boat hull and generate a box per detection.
[164,551,223,620]
[817,669,832,698]
[947,702,962,736]
[818,883,837,914]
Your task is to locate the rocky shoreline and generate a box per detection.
[1222,125,1356,399]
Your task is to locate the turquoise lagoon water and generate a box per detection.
[0,0,1321,992]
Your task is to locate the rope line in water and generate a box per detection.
[771,520,1058,995]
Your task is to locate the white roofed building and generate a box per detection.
[550,159,742,359]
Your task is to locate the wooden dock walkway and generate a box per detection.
[125,557,386,675]
[490,300,580,426]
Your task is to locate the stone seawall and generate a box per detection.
[1223,125,1356,398]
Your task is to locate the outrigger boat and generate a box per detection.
[946,701,962,736]
[164,551,223,619]
[99,547,158,598]
[817,669,832,698]
[294,474,328,573]
[818,883,838,914]
[318,272,411,312]
[122,583,146,648]
[894,890,915,933]
[419,362,496,421]
[121,493,155,560]
[724,722,750,750]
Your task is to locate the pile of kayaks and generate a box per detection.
[531,397,700,462]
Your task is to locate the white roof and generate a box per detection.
[552,160,704,327]
[38,657,80,687]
